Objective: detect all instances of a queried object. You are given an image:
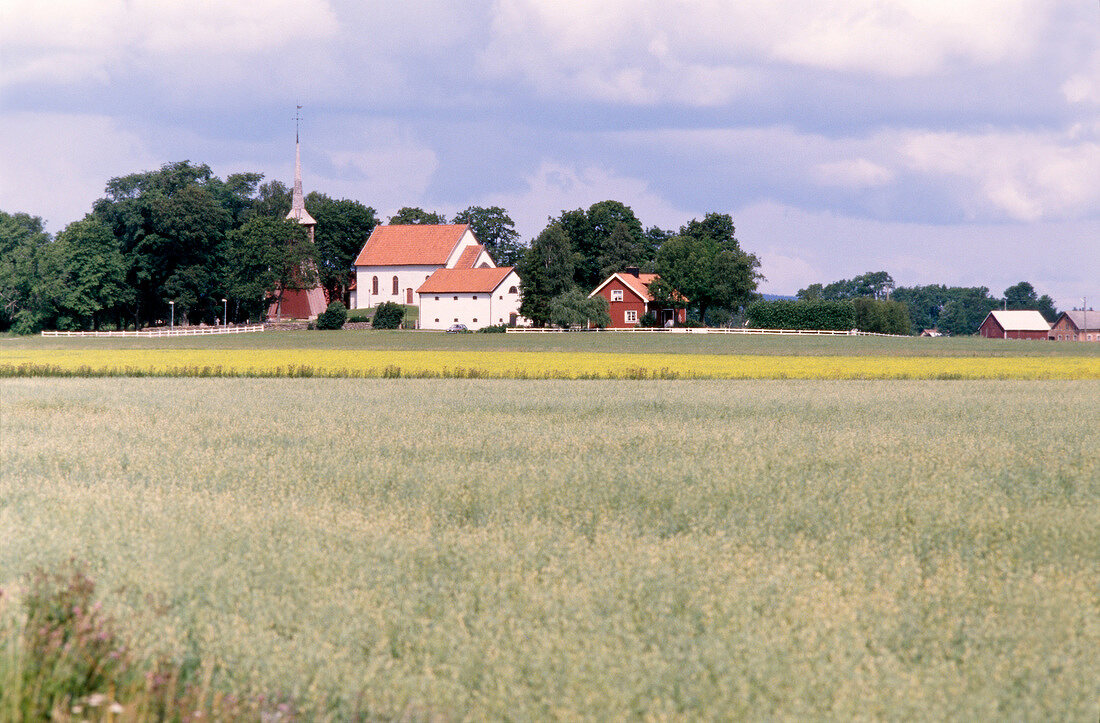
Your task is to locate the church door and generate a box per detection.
[406,288,414,304]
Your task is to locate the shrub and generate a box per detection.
[477,324,508,333]
[746,300,855,330]
[371,302,404,330]
[315,301,347,330]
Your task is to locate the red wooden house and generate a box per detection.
[589,268,687,328]
[977,310,1050,339]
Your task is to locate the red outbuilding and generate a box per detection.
[589,268,687,328]
[977,310,1051,339]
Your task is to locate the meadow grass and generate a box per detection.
[2,378,1098,719]
[5,329,1100,357]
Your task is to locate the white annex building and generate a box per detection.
[351,224,525,329]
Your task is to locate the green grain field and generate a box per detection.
[2,375,1098,719]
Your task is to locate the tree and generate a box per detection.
[0,211,52,333]
[1004,281,1057,321]
[93,161,239,327]
[49,217,133,330]
[548,288,610,328]
[596,222,638,281]
[315,301,348,330]
[371,301,405,329]
[937,287,1000,336]
[248,180,291,221]
[452,206,523,266]
[656,213,761,322]
[389,207,446,225]
[223,217,314,322]
[517,223,576,326]
[798,271,894,301]
[308,194,378,302]
[551,201,646,289]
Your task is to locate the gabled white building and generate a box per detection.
[352,224,493,309]
[417,267,524,330]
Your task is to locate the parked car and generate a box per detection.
[446,323,468,333]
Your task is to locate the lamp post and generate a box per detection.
[169,301,175,329]
[222,298,228,326]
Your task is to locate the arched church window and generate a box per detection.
[393,276,399,295]
[372,276,379,295]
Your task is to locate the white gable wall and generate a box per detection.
[354,265,438,309]
[419,270,523,330]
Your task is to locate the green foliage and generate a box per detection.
[388,207,446,225]
[477,324,508,333]
[0,211,52,333]
[656,213,762,322]
[371,301,405,329]
[747,299,856,330]
[7,560,134,720]
[308,194,379,300]
[315,301,348,330]
[517,223,576,325]
[49,217,134,331]
[798,271,895,301]
[453,206,524,266]
[1004,281,1058,321]
[548,288,611,328]
[224,217,314,322]
[853,298,911,335]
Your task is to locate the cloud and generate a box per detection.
[0,112,158,232]
[902,129,1100,222]
[481,0,1049,105]
[812,159,895,188]
[483,161,695,240]
[1,0,338,90]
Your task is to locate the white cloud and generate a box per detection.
[0,0,338,88]
[482,0,1048,104]
[0,112,158,232]
[902,129,1100,222]
[484,161,695,240]
[1061,50,1100,106]
[812,159,895,188]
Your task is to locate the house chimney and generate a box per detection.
[626,266,640,277]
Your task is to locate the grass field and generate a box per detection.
[2,376,1098,719]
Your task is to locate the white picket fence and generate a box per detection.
[41,325,266,338]
[507,327,905,337]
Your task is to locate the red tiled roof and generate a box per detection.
[353,224,470,266]
[454,244,486,268]
[417,267,515,294]
[592,272,688,303]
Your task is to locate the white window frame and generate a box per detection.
[611,289,624,302]
[624,310,637,323]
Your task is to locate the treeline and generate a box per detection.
[1,161,766,333]
[517,204,762,327]
[0,163,527,332]
[784,271,1058,336]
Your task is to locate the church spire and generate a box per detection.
[287,105,316,230]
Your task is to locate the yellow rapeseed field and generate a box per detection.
[2,348,1098,379]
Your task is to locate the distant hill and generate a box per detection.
[760,293,797,301]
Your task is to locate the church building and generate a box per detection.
[267,131,328,320]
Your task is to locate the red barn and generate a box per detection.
[978,310,1050,339]
[589,269,687,328]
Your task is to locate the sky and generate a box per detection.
[1,0,1097,308]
